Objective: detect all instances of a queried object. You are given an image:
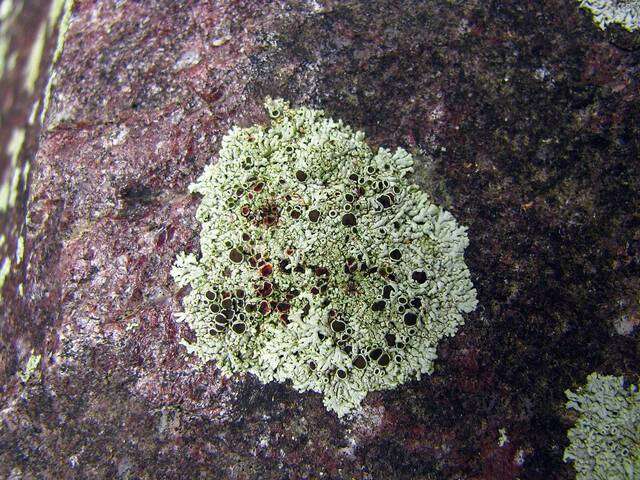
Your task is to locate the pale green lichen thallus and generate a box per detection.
[564,373,640,479]
[171,98,478,417]
[577,0,640,31]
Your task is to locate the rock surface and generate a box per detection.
[0,1,638,479]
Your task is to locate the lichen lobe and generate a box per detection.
[564,373,640,479]
[171,98,477,417]
[578,0,640,31]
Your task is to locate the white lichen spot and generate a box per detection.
[577,0,640,31]
[429,104,445,122]
[174,49,201,71]
[306,0,330,14]
[103,125,129,148]
[211,35,231,47]
[172,99,478,417]
[18,351,41,382]
[498,427,509,447]
[15,235,24,264]
[0,182,8,214]
[258,434,270,449]
[0,257,11,297]
[125,319,139,332]
[457,18,471,35]
[614,312,638,335]
[534,66,550,82]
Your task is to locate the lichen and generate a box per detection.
[577,0,640,31]
[15,235,24,264]
[172,98,477,417]
[564,372,640,479]
[18,351,41,383]
[0,256,10,299]
[498,427,509,447]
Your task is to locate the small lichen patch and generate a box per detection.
[174,49,201,70]
[18,352,41,383]
[577,0,640,31]
[103,125,129,148]
[564,373,640,479]
[498,427,509,447]
[211,35,231,47]
[0,256,10,297]
[125,319,139,332]
[172,98,477,417]
[15,235,24,264]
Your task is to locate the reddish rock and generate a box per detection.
[0,1,638,478]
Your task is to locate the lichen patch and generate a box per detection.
[564,373,640,479]
[172,98,477,417]
[578,0,640,31]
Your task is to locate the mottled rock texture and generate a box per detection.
[0,0,639,479]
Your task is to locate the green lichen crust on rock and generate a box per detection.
[577,0,640,31]
[564,373,640,479]
[171,98,478,417]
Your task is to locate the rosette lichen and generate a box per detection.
[577,0,640,31]
[564,373,640,479]
[172,98,477,417]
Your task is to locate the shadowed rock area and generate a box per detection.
[0,1,638,478]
